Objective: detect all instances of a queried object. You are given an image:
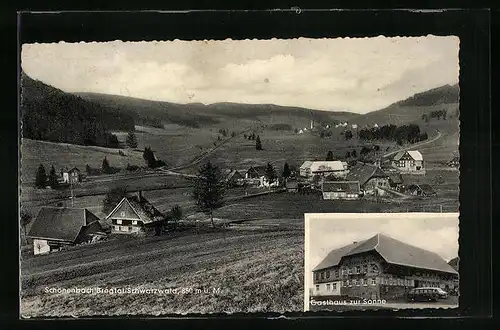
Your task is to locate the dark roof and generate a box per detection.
[224,169,243,180]
[448,257,459,271]
[313,233,458,275]
[123,195,165,224]
[286,180,299,188]
[67,167,80,173]
[388,173,403,184]
[27,207,98,242]
[418,184,437,196]
[322,181,360,194]
[346,163,388,187]
[247,166,267,177]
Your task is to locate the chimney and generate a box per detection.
[136,190,143,201]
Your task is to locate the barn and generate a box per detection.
[311,233,458,300]
[27,207,107,255]
[105,191,165,234]
[346,163,390,194]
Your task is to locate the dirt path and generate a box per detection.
[383,129,443,158]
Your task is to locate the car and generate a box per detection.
[407,287,448,302]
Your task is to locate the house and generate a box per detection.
[404,184,437,197]
[447,156,460,168]
[373,123,379,128]
[311,233,459,300]
[392,150,425,174]
[62,167,81,184]
[298,129,304,134]
[105,191,165,234]
[27,207,106,255]
[223,169,244,186]
[321,181,360,200]
[286,180,299,193]
[300,161,349,179]
[388,173,404,189]
[346,163,390,195]
[351,124,358,129]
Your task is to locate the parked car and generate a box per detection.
[407,287,448,302]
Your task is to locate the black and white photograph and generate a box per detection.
[19,36,459,316]
[304,212,459,311]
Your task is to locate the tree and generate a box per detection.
[48,165,58,188]
[35,164,47,188]
[243,134,247,139]
[294,128,298,134]
[231,132,236,138]
[20,209,32,243]
[345,130,353,140]
[265,162,277,186]
[170,205,183,230]
[102,187,130,215]
[345,151,351,159]
[255,135,262,150]
[192,162,226,228]
[282,162,291,180]
[443,109,447,120]
[126,132,138,148]
[320,131,325,138]
[102,156,111,174]
[422,114,429,123]
[351,149,357,158]
[85,164,91,174]
[326,151,334,161]
[143,146,158,168]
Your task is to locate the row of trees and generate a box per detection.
[422,109,448,122]
[35,164,59,188]
[143,147,166,168]
[358,124,428,145]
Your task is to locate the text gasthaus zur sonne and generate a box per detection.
[44,287,222,295]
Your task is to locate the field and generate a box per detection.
[20,228,303,316]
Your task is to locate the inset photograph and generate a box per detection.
[304,213,459,311]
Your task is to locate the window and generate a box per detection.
[363,265,368,273]
[356,266,361,274]
[354,279,359,286]
[132,220,137,225]
[362,279,367,286]
[315,285,319,291]
[371,278,377,285]
[321,272,325,280]
[347,280,351,287]
[341,281,345,287]
[326,284,331,291]
[128,226,132,231]
[333,283,337,290]
[348,268,352,275]
[335,270,339,278]
[114,225,119,231]
[326,271,330,279]
[120,211,125,217]
[116,219,122,225]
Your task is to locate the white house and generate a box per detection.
[392,150,425,174]
[300,161,349,178]
[351,124,358,129]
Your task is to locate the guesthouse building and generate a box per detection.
[311,233,458,300]
[299,161,349,179]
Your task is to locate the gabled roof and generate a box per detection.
[417,184,437,196]
[346,163,388,187]
[388,173,404,184]
[27,207,98,242]
[300,161,313,170]
[106,195,164,224]
[67,167,80,173]
[309,161,345,172]
[393,150,423,161]
[322,181,360,194]
[247,166,267,177]
[313,233,458,275]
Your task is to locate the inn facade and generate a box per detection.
[311,233,458,301]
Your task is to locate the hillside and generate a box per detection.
[352,84,460,128]
[75,92,360,129]
[20,72,135,147]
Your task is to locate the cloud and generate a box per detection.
[21,37,459,113]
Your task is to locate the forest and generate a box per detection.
[20,72,135,148]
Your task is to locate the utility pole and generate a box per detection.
[440,204,443,213]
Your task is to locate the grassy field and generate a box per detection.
[20,228,303,316]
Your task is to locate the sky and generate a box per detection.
[303,212,459,308]
[21,36,459,114]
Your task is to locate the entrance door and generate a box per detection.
[414,280,420,288]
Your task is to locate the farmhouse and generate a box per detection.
[300,161,349,179]
[346,163,390,195]
[447,156,460,168]
[223,169,244,186]
[311,233,458,300]
[321,181,360,200]
[245,166,278,188]
[106,191,165,234]
[403,184,437,197]
[27,207,106,255]
[62,167,81,184]
[392,150,425,174]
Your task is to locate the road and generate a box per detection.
[383,129,443,158]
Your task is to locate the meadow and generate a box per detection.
[20,227,303,316]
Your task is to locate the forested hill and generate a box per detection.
[396,84,459,107]
[20,72,135,148]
